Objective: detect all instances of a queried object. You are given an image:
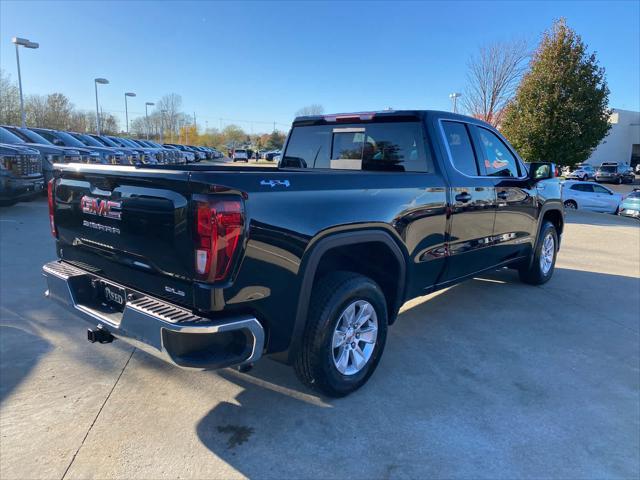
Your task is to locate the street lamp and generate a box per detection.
[145,102,155,140]
[124,92,136,134]
[12,37,39,128]
[449,92,462,113]
[94,78,109,135]
[160,109,167,144]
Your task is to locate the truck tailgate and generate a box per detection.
[53,166,196,306]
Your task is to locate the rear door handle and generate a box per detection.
[455,192,472,203]
[497,191,508,200]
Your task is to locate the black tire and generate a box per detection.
[294,271,388,397]
[617,177,622,185]
[564,200,577,210]
[518,221,558,285]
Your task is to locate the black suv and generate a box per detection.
[595,162,636,184]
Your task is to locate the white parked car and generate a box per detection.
[232,149,249,162]
[562,181,623,213]
[567,163,595,181]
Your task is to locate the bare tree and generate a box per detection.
[462,40,529,127]
[0,70,21,125]
[25,94,49,127]
[157,93,183,140]
[295,104,324,117]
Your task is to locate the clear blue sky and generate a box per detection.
[1,0,638,133]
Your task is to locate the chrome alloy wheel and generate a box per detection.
[332,300,378,376]
[540,232,555,275]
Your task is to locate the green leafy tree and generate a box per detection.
[501,19,610,167]
[266,130,285,149]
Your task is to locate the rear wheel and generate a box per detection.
[294,272,388,397]
[564,200,577,210]
[518,221,558,285]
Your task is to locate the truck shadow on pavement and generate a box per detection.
[194,267,639,479]
[0,325,51,403]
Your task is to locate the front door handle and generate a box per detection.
[497,191,508,200]
[455,192,472,203]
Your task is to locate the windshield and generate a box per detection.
[627,192,640,199]
[10,127,53,145]
[92,135,116,147]
[600,165,616,172]
[0,127,26,144]
[72,133,104,147]
[112,137,137,148]
[49,130,86,148]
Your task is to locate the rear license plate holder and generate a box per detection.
[96,280,127,312]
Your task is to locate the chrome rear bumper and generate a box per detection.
[42,260,264,369]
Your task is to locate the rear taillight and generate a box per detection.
[194,199,244,281]
[47,179,57,238]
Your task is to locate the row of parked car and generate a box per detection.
[229,148,281,162]
[565,162,638,184]
[0,125,224,205]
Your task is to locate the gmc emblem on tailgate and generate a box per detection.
[80,196,122,220]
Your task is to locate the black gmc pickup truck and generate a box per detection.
[43,110,563,397]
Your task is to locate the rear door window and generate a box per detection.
[593,185,611,194]
[570,184,593,192]
[441,121,478,176]
[282,122,430,172]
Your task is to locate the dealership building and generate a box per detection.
[586,108,640,168]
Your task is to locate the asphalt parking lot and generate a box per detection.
[1,198,639,479]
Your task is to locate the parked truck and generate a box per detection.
[43,110,563,396]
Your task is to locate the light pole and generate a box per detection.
[145,102,155,140]
[94,78,109,135]
[12,37,39,128]
[124,92,136,135]
[449,92,462,113]
[160,109,167,144]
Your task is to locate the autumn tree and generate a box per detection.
[266,130,285,149]
[462,40,529,127]
[501,19,610,166]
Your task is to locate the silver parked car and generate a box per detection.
[562,180,623,213]
[567,163,595,181]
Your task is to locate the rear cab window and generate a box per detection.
[281,121,432,172]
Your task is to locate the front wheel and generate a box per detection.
[564,200,577,210]
[294,272,388,397]
[518,221,558,285]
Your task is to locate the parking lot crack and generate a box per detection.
[60,348,136,480]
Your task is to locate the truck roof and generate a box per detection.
[292,110,490,127]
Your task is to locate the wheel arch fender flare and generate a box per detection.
[529,202,564,267]
[287,228,408,363]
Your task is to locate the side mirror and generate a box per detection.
[527,162,556,181]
